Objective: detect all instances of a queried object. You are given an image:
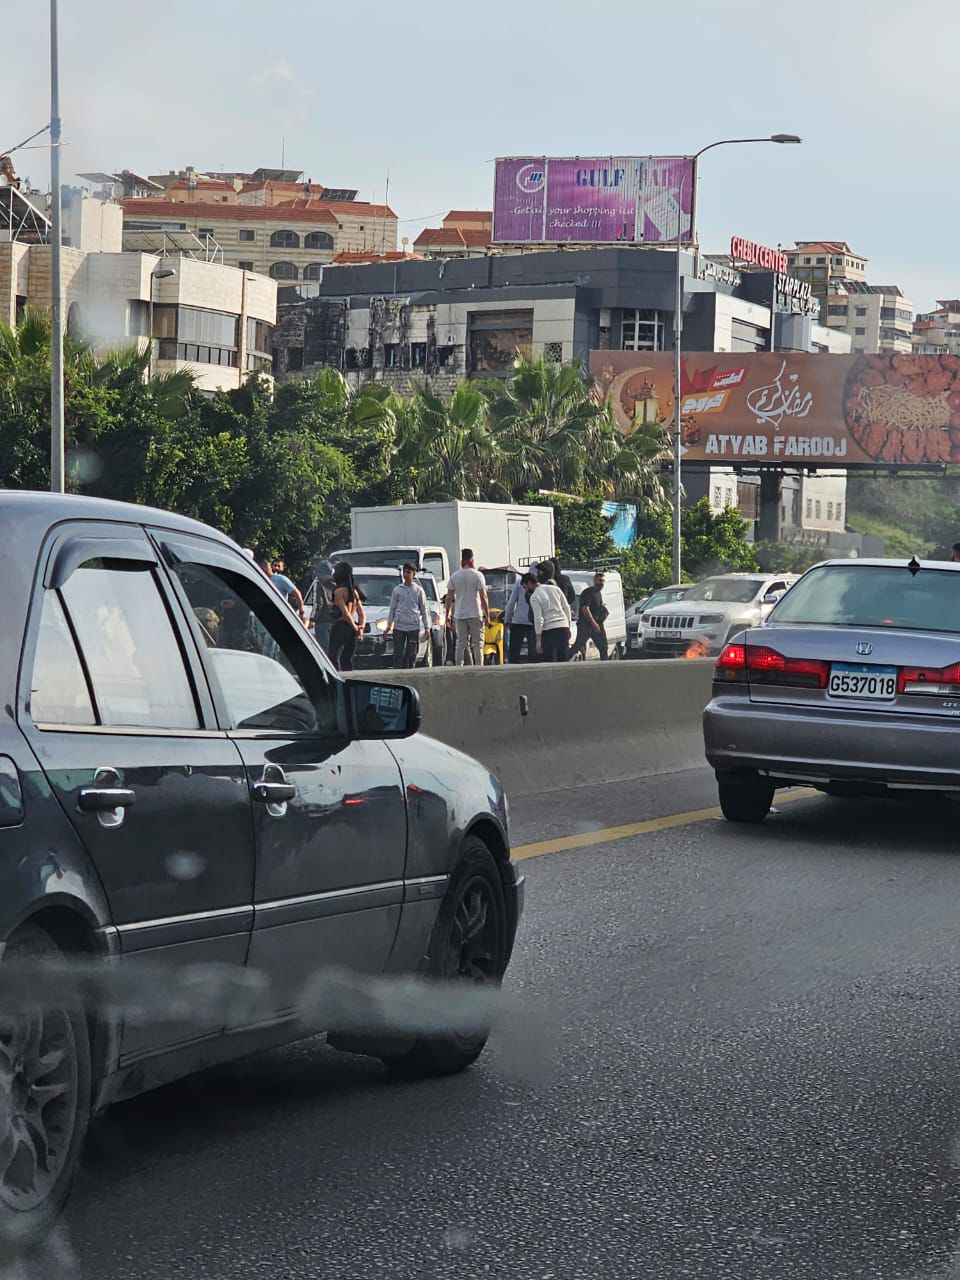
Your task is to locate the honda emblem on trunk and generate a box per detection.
[856,641,873,656]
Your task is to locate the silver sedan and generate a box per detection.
[703,558,960,822]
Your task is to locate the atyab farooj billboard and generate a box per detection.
[493,156,694,244]
[590,351,960,466]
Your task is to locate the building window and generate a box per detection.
[621,309,663,352]
[158,340,237,368]
[837,502,843,523]
[437,345,455,368]
[854,327,865,336]
[827,305,847,316]
[805,498,812,519]
[304,231,334,250]
[246,317,273,357]
[287,347,304,373]
[197,228,214,241]
[383,344,399,368]
[827,501,834,520]
[816,257,826,264]
[411,342,427,368]
[833,257,842,265]
[239,229,255,242]
[126,300,149,337]
[468,309,533,375]
[269,261,299,281]
[269,229,300,249]
[815,500,822,519]
[803,257,811,264]
[713,485,722,509]
[544,341,563,363]
[238,260,254,272]
[855,306,867,316]
[303,263,324,281]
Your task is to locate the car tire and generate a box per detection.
[717,772,775,824]
[381,838,507,1077]
[0,923,91,1259]
[608,644,622,661]
[483,652,501,666]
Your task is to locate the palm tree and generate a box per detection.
[482,353,669,502]
[393,380,505,501]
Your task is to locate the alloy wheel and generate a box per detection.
[444,878,499,983]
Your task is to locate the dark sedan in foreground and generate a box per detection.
[703,558,960,822]
[0,492,522,1251]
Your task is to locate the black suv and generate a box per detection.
[0,493,522,1250]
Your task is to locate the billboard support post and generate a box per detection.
[670,136,801,582]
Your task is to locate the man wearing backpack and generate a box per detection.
[311,558,339,655]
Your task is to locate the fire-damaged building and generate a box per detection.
[271,245,849,395]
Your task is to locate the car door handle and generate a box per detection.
[252,782,296,804]
[78,787,136,812]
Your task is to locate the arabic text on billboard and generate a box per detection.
[493,156,694,245]
[590,351,960,467]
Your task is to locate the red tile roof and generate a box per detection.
[332,251,422,264]
[123,198,340,224]
[414,226,491,248]
[271,197,395,218]
[443,209,493,222]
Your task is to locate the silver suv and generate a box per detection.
[640,572,799,658]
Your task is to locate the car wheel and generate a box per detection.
[608,643,622,661]
[483,652,500,666]
[717,772,775,824]
[382,838,507,1077]
[0,923,91,1258]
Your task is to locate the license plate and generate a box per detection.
[827,663,897,701]
[655,630,683,640]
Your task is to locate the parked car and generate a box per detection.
[639,573,798,659]
[0,492,523,1248]
[704,557,960,822]
[625,584,690,658]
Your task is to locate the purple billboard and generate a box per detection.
[492,155,695,245]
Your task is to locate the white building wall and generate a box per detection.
[801,472,846,531]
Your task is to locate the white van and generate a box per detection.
[331,545,450,584]
[566,568,628,660]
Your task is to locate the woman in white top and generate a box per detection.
[530,579,572,662]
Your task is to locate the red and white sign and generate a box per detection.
[730,236,788,273]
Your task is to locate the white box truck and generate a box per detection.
[342,501,556,581]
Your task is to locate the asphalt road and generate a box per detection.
[34,770,960,1279]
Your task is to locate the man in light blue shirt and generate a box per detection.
[385,564,431,668]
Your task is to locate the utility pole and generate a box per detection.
[49,0,65,493]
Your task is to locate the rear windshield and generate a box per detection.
[770,565,960,633]
[684,578,764,604]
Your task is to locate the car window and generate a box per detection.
[170,560,336,734]
[352,574,399,607]
[766,581,788,595]
[30,591,96,726]
[424,553,444,580]
[684,578,765,604]
[59,564,199,729]
[420,578,440,603]
[771,565,960,633]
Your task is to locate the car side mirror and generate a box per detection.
[763,591,784,605]
[344,680,421,739]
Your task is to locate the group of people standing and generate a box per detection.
[501,559,609,664]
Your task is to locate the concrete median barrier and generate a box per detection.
[358,660,715,798]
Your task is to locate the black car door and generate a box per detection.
[19,522,256,1062]
[155,532,408,1027]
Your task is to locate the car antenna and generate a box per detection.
[907,556,921,577]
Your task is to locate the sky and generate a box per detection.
[7,0,957,312]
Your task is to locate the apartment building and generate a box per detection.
[95,164,397,286]
[913,300,960,355]
[414,211,493,258]
[1,185,276,393]
[824,281,913,355]
[784,241,867,296]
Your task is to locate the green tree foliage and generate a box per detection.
[846,473,960,559]
[524,493,617,566]
[617,501,758,602]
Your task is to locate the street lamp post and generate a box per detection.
[671,134,802,584]
[49,0,64,493]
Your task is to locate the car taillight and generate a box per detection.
[714,642,828,688]
[899,661,960,696]
[715,642,747,681]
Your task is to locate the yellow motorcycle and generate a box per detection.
[483,608,505,665]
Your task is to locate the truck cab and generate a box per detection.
[331,546,450,584]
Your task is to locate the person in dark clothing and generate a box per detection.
[329,562,365,671]
[570,571,610,661]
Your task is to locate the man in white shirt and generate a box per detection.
[445,548,489,667]
[530,575,572,662]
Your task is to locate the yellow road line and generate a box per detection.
[512,788,816,861]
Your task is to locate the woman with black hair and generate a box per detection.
[329,561,365,671]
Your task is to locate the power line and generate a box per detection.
[0,123,50,159]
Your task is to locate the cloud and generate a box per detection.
[248,60,312,97]
[247,59,314,134]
